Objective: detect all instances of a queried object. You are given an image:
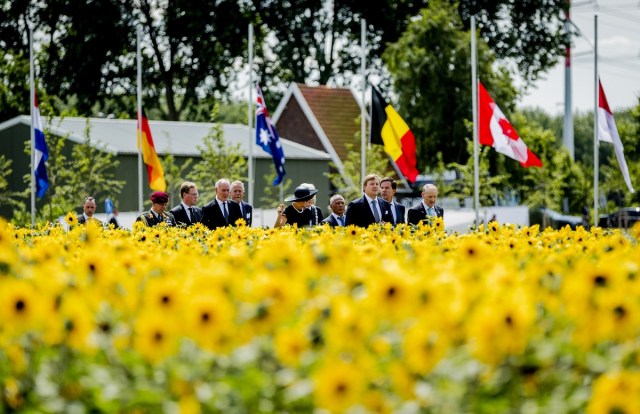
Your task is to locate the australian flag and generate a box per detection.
[34,94,49,198]
[256,84,286,185]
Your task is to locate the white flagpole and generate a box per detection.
[360,18,366,185]
[471,16,480,226]
[248,24,255,207]
[29,27,35,226]
[593,14,599,226]
[137,26,143,213]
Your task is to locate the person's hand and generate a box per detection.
[277,204,285,216]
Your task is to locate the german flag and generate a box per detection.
[137,110,166,192]
[370,86,419,183]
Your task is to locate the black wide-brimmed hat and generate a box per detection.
[284,186,318,202]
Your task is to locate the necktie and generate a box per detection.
[338,216,345,226]
[189,207,195,222]
[223,202,229,223]
[371,200,381,223]
[239,203,244,217]
[428,207,434,217]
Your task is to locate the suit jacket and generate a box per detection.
[108,216,120,229]
[390,201,406,225]
[201,199,242,230]
[136,210,177,227]
[235,201,253,226]
[345,196,393,228]
[322,214,346,228]
[407,203,444,226]
[170,204,203,227]
[77,214,104,226]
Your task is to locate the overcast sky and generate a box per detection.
[519,0,640,114]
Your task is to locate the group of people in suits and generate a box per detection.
[277,174,443,229]
[77,173,442,231]
[133,179,253,229]
[77,196,119,227]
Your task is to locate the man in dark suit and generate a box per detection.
[321,194,346,227]
[170,181,203,227]
[77,196,104,226]
[230,180,253,226]
[408,184,444,225]
[380,177,406,225]
[136,191,177,227]
[345,174,393,228]
[201,178,242,230]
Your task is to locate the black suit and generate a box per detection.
[170,203,203,227]
[390,201,406,225]
[407,203,444,226]
[322,214,346,227]
[345,196,393,228]
[201,199,242,230]
[234,201,253,226]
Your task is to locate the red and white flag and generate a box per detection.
[598,79,635,193]
[478,81,542,168]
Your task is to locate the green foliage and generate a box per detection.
[0,49,30,121]
[12,112,125,225]
[191,105,248,196]
[384,0,517,166]
[160,152,193,206]
[0,154,22,210]
[326,129,396,203]
[259,172,293,209]
[447,140,511,207]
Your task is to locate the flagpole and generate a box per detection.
[248,24,255,207]
[471,16,480,226]
[29,27,35,226]
[360,18,366,185]
[137,26,143,213]
[593,14,598,227]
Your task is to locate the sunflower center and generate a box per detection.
[14,299,26,313]
[161,295,171,305]
[386,287,397,298]
[335,382,348,395]
[593,275,608,287]
[201,312,210,323]
[153,331,164,343]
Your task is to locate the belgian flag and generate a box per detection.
[370,86,419,183]
[137,110,166,192]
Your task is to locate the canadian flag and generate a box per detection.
[478,81,542,168]
[598,79,635,193]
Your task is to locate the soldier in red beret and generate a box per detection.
[135,191,177,227]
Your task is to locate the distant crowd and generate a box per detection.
[76,174,444,230]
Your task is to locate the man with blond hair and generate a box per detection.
[345,174,393,228]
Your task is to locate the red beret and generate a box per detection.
[150,191,169,204]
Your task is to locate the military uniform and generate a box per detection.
[136,210,177,227]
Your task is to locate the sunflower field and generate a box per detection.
[1,217,640,413]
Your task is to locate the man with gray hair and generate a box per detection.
[407,183,444,225]
[201,178,242,230]
[230,180,253,226]
[321,194,346,227]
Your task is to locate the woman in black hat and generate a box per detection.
[275,184,323,228]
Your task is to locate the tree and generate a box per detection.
[326,125,396,202]
[0,155,22,211]
[160,152,193,206]
[134,0,253,121]
[259,172,293,209]
[191,105,248,195]
[12,115,125,225]
[384,0,517,166]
